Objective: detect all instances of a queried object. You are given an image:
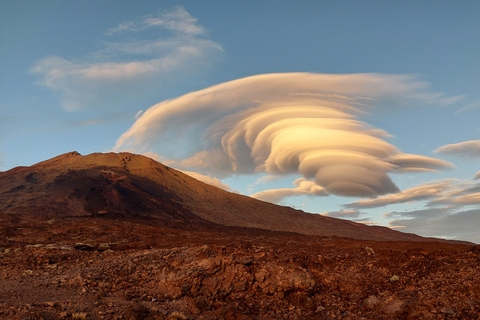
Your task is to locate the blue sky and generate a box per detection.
[1,1,479,243]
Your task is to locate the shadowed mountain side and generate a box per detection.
[0,151,464,243]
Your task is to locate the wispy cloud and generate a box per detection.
[114,72,455,198]
[142,6,205,35]
[105,21,137,36]
[374,178,480,242]
[435,140,480,159]
[346,179,458,209]
[347,177,480,210]
[455,100,480,114]
[30,6,222,111]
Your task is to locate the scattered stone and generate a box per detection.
[364,295,379,309]
[0,224,478,319]
[382,297,405,314]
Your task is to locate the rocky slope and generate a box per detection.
[0,151,463,242]
[0,219,479,319]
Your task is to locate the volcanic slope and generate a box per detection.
[0,151,454,242]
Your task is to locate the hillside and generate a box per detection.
[0,151,458,243]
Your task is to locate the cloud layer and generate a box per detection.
[346,179,458,209]
[31,6,222,111]
[388,208,480,243]
[115,72,454,198]
[342,178,480,243]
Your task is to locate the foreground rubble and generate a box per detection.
[1,219,479,319]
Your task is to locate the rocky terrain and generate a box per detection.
[1,152,479,319]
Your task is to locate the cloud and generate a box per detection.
[105,21,137,36]
[435,140,480,159]
[372,178,480,242]
[475,171,480,180]
[455,100,480,114]
[250,178,327,203]
[347,177,480,210]
[386,153,454,172]
[346,179,457,209]
[114,72,455,198]
[255,175,282,185]
[142,6,205,35]
[135,110,144,119]
[385,207,452,220]
[30,6,222,111]
[428,183,480,206]
[388,208,480,243]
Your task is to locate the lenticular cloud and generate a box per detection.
[114,73,453,197]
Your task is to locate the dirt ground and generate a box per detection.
[1,216,479,320]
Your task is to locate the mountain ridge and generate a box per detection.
[0,151,470,244]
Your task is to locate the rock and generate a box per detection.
[73,244,96,251]
[382,298,405,314]
[365,247,375,255]
[364,295,379,309]
[469,245,480,255]
[390,275,400,283]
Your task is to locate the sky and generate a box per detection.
[1,0,479,243]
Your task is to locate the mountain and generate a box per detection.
[0,151,460,242]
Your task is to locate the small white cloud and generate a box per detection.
[255,175,281,185]
[135,110,144,119]
[105,21,137,36]
[142,6,205,35]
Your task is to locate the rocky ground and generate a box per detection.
[1,216,479,320]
